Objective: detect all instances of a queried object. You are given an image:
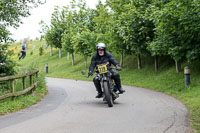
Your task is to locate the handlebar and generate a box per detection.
[87,66,121,78]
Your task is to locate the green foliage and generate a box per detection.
[0,44,16,77]
[39,20,50,42]
[30,51,33,56]
[44,6,67,49]
[93,2,115,51]
[62,31,75,54]
[148,0,200,62]
[45,29,55,47]
[39,46,44,56]
[105,0,154,56]
[74,28,97,57]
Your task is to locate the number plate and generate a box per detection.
[97,64,107,74]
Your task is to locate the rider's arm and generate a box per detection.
[89,54,96,72]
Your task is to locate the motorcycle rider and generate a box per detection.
[88,43,125,98]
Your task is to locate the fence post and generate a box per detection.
[36,71,38,78]
[34,72,38,92]
[30,75,33,93]
[11,80,15,100]
[30,75,33,86]
[22,77,26,90]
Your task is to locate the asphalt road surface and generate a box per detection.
[0,77,190,133]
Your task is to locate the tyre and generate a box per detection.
[103,81,113,107]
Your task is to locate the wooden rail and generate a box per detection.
[0,70,39,101]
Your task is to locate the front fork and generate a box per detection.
[102,74,119,100]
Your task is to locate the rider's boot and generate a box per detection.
[112,71,125,94]
[96,87,103,98]
[115,81,125,94]
[118,87,125,94]
[96,92,103,98]
[93,77,103,98]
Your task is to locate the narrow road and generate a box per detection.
[0,77,190,133]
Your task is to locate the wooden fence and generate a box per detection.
[0,70,39,100]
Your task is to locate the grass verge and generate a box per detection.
[0,73,47,115]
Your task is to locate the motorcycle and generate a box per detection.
[86,62,120,107]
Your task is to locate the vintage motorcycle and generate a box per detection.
[87,62,120,107]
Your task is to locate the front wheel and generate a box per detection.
[103,81,113,107]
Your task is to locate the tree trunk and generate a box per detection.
[155,55,158,72]
[120,50,123,67]
[137,54,141,70]
[72,52,74,66]
[67,52,70,60]
[50,46,53,56]
[175,60,181,73]
[59,48,61,58]
[85,56,87,68]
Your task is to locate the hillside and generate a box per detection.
[12,40,200,132]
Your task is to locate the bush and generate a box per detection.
[0,44,16,77]
[30,51,33,55]
[39,46,44,56]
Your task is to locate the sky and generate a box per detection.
[10,0,105,42]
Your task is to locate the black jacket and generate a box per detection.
[89,52,119,72]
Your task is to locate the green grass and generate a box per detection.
[0,74,47,115]
[6,40,200,132]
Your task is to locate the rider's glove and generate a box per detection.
[116,64,122,71]
[88,71,93,77]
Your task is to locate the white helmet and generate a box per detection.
[96,43,106,56]
[96,43,106,50]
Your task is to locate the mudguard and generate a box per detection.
[103,76,107,81]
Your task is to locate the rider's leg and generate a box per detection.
[93,75,103,98]
[22,52,25,59]
[22,52,26,59]
[19,52,23,60]
[111,70,125,94]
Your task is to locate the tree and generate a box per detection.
[45,29,55,56]
[50,6,67,58]
[93,1,127,66]
[108,0,154,69]
[39,20,53,56]
[62,29,76,66]
[148,0,200,72]
[93,1,116,48]
[106,0,135,67]
[61,6,77,66]
[75,28,97,68]
[72,0,98,68]
[61,0,94,66]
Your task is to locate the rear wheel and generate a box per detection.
[103,81,113,107]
